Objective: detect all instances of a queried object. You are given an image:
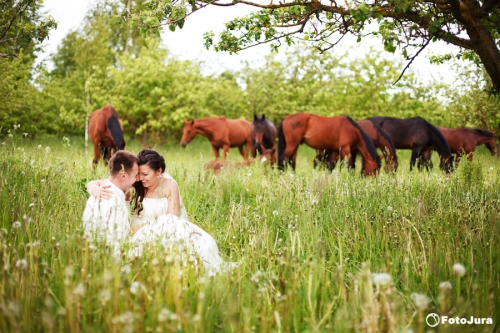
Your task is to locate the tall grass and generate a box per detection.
[0,129,498,332]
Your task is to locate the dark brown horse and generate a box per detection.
[314,120,398,172]
[181,117,252,161]
[278,113,380,175]
[89,105,125,167]
[367,116,453,173]
[251,114,277,158]
[419,127,497,164]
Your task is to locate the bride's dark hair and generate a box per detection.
[131,149,166,215]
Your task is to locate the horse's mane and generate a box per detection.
[373,123,397,158]
[423,119,451,157]
[473,129,494,137]
[347,116,379,161]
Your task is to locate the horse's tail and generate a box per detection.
[348,117,380,167]
[107,107,125,150]
[426,120,451,157]
[277,120,286,170]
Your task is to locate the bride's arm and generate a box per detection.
[86,179,112,199]
[163,178,181,217]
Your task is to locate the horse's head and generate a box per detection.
[439,155,454,173]
[260,148,276,165]
[180,119,196,148]
[362,156,381,176]
[252,114,266,149]
[486,137,497,155]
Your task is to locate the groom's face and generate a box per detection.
[123,163,139,190]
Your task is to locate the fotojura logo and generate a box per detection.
[426,313,493,327]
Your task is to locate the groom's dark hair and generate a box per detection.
[108,150,138,176]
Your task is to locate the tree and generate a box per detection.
[0,0,56,58]
[125,0,500,94]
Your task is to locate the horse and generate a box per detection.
[278,113,381,176]
[180,117,252,161]
[314,120,398,172]
[418,127,497,164]
[366,116,453,173]
[251,114,277,158]
[88,104,126,167]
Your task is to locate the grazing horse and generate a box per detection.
[314,120,398,172]
[419,127,497,164]
[251,114,277,158]
[181,117,252,161]
[367,116,453,173]
[89,105,126,167]
[278,113,380,176]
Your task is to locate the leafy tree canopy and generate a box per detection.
[125,0,500,94]
[0,0,56,59]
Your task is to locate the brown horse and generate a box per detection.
[89,105,125,167]
[181,117,252,161]
[314,120,398,172]
[419,127,497,164]
[251,114,277,158]
[278,113,380,176]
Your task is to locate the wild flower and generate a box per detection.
[130,281,142,295]
[158,308,173,322]
[12,221,21,229]
[45,146,51,153]
[98,290,111,304]
[64,266,74,277]
[372,273,392,287]
[410,293,430,311]
[73,283,86,296]
[29,203,35,207]
[387,206,393,211]
[453,263,466,277]
[103,270,113,282]
[439,281,452,291]
[121,265,131,274]
[15,259,28,270]
[311,199,318,205]
[37,145,42,149]
[273,210,279,216]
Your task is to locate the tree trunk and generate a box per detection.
[450,0,500,93]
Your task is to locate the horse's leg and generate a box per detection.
[328,150,340,172]
[222,144,230,161]
[410,149,419,171]
[92,142,101,168]
[340,146,352,171]
[211,145,220,160]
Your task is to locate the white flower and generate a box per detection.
[121,265,131,275]
[410,293,430,311]
[73,283,86,296]
[12,221,21,229]
[311,199,318,205]
[490,167,494,171]
[37,145,42,149]
[151,258,159,266]
[64,266,74,277]
[98,290,112,304]
[29,203,35,207]
[15,259,28,270]
[387,206,393,211]
[158,308,172,322]
[272,210,279,216]
[45,146,51,153]
[372,273,392,287]
[439,281,452,291]
[453,263,466,277]
[130,281,142,295]
[103,270,113,282]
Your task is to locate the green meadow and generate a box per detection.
[1,131,499,333]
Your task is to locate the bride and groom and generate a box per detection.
[82,149,237,276]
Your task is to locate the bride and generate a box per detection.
[87,149,236,276]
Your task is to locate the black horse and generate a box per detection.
[251,114,277,158]
[366,116,453,173]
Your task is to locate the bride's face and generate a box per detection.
[139,164,161,188]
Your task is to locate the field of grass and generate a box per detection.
[0,130,499,332]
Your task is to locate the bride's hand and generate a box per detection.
[90,184,112,199]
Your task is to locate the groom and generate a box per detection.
[82,150,139,258]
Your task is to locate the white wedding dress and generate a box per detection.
[129,174,236,276]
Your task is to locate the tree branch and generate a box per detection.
[393,38,430,85]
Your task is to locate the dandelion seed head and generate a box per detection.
[387,206,393,211]
[272,210,278,216]
[12,221,21,229]
[98,289,111,304]
[453,263,466,277]
[410,293,430,311]
[15,259,28,270]
[439,281,452,291]
[372,273,392,287]
[121,265,131,275]
[130,281,141,295]
[73,283,86,296]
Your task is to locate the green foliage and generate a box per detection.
[0,0,57,59]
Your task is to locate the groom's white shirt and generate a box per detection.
[82,180,130,257]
